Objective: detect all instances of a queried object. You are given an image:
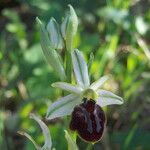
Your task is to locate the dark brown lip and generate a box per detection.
[69,99,106,142]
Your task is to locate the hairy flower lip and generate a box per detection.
[69,99,107,143]
[75,119,107,143]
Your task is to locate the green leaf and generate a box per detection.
[18,131,41,150]
[123,124,138,150]
[30,114,52,150]
[64,130,78,150]
[18,114,52,150]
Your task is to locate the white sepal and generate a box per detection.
[52,82,83,94]
[30,114,52,150]
[96,89,123,107]
[71,49,90,88]
[90,75,109,91]
[46,94,80,120]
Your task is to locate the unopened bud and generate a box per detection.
[47,17,64,50]
[36,17,66,81]
[61,5,78,51]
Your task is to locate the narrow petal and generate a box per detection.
[30,114,52,150]
[90,75,109,91]
[71,49,90,88]
[96,89,123,107]
[52,82,83,94]
[46,94,81,120]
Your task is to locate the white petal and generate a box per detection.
[90,75,109,91]
[30,114,52,150]
[96,89,123,107]
[71,49,90,88]
[46,94,80,120]
[52,82,83,94]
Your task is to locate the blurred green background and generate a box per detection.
[0,0,150,150]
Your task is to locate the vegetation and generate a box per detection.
[0,0,150,150]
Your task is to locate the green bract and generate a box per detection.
[19,114,52,150]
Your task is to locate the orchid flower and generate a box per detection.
[46,49,123,142]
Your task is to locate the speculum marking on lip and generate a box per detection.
[79,106,93,134]
[94,107,102,133]
[69,99,106,142]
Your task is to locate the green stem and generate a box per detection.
[102,127,111,150]
[66,50,72,83]
[86,143,93,150]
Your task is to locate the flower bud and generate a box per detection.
[61,15,69,40]
[47,17,64,50]
[61,5,78,51]
[36,17,66,81]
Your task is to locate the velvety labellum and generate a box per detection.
[70,98,106,142]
